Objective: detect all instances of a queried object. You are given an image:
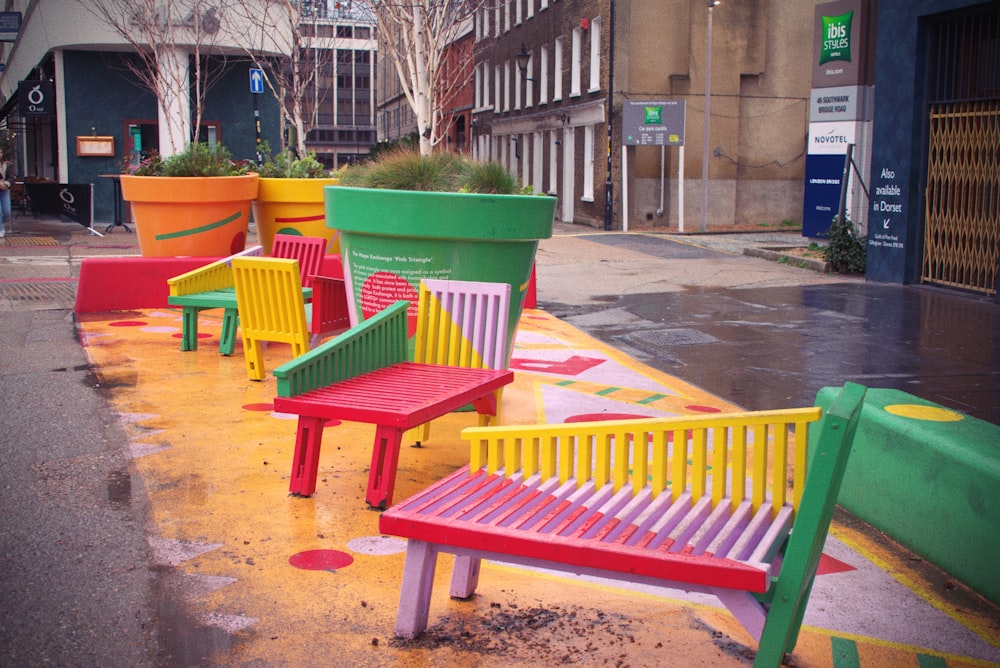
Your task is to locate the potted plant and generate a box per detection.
[328,149,555,356]
[250,142,341,255]
[120,142,259,257]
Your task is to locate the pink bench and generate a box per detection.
[274,282,515,509]
[379,383,866,666]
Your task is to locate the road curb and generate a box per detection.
[743,246,831,273]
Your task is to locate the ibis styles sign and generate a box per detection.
[812,0,874,88]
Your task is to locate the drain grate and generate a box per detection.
[0,280,77,309]
[627,328,719,347]
[1,236,59,246]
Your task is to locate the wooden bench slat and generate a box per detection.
[705,499,754,557]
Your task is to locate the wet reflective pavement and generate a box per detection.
[540,231,1000,426]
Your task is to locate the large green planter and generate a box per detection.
[326,186,555,355]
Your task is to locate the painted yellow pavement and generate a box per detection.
[76,307,1000,667]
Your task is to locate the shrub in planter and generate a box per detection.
[251,143,340,254]
[329,150,554,356]
[120,142,259,257]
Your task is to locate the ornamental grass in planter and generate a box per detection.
[329,149,555,355]
[120,142,258,257]
[251,143,341,254]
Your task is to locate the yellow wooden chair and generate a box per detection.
[409,278,512,444]
[232,256,313,381]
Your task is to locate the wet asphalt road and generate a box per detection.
[1,309,158,666]
[538,232,1000,426]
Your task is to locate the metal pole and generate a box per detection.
[836,143,854,226]
[701,2,718,232]
[604,0,616,230]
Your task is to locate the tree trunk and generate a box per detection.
[413,6,432,156]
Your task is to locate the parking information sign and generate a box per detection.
[622,100,685,146]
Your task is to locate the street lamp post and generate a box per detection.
[701,1,719,232]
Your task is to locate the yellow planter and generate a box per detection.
[251,178,340,255]
[121,173,259,257]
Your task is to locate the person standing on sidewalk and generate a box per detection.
[0,148,13,237]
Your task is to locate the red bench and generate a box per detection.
[379,383,866,667]
[273,297,514,509]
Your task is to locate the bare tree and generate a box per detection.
[376,0,491,156]
[224,0,338,158]
[87,0,230,155]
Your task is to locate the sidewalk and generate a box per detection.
[2,216,999,667]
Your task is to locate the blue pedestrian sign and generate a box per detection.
[249,68,264,94]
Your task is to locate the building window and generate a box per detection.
[582,124,595,200]
[482,62,491,109]
[514,59,522,111]
[516,0,522,25]
[589,17,601,92]
[533,131,544,193]
[504,61,511,111]
[571,28,582,97]
[524,52,534,108]
[475,63,482,108]
[527,0,535,19]
[539,45,549,105]
[553,37,563,101]
[494,64,501,113]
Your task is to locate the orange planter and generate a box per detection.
[251,177,340,255]
[120,173,259,257]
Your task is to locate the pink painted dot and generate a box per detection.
[109,320,147,327]
[171,332,212,340]
[289,549,354,571]
[243,403,274,411]
[685,405,722,413]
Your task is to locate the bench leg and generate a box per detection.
[180,306,200,351]
[448,555,481,599]
[289,415,326,497]
[244,338,266,381]
[395,540,439,638]
[714,588,766,641]
[219,308,239,356]
[471,389,501,426]
[366,425,404,509]
[753,580,815,668]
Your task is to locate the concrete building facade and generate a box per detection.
[472,1,821,231]
[0,1,281,224]
[298,8,377,168]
